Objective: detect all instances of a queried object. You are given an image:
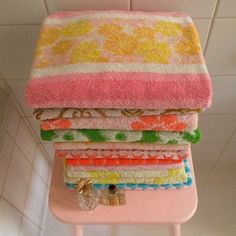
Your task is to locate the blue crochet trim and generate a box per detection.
[65,177,192,190]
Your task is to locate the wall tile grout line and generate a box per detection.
[0,75,53,166]
[1,195,42,231]
[0,120,21,196]
[0,23,42,26]
[12,137,51,188]
[42,0,50,16]
[128,0,131,11]
[203,0,220,55]
[212,126,236,170]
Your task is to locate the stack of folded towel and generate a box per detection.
[25,11,212,191]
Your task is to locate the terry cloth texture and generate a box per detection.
[56,149,188,161]
[65,158,184,166]
[41,128,201,144]
[41,113,198,132]
[65,159,192,189]
[64,161,188,184]
[67,163,183,170]
[25,11,212,109]
[33,108,202,120]
[54,142,190,153]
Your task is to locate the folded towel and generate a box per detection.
[54,142,190,152]
[66,166,184,179]
[64,162,188,185]
[41,128,201,144]
[56,149,187,161]
[66,162,183,170]
[25,11,212,109]
[33,108,201,120]
[41,113,198,132]
[65,157,184,166]
[65,159,191,189]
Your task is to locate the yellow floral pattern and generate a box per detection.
[61,20,93,37]
[136,40,171,63]
[176,25,201,56]
[52,40,73,55]
[155,21,182,36]
[71,42,101,63]
[34,17,203,67]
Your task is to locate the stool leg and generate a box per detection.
[74,225,83,236]
[168,224,181,236]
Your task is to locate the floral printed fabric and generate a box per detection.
[33,12,203,69]
[33,108,201,120]
[41,128,201,144]
[40,113,198,132]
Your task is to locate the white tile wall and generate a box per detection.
[192,19,211,50]
[3,145,32,212]
[46,0,129,13]
[131,0,217,18]
[7,80,32,116]
[0,134,14,193]
[24,170,48,227]
[0,0,47,24]
[199,115,236,142]
[205,76,236,114]
[33,146,51,184]
[19,217,40,236]
[216,0,236,18]
[15,119,37,163]
[0,26,40,79]
[205,19,236,75]
[0,99,51,236]
[218,143,236,163]
[0,198,22,236]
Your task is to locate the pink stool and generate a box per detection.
[49,154,197,236]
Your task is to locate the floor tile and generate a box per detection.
[199,114,236,142]
[191,142,225,163]
[6,105,21,140]
[204,76,236,115]
[42,143,54,162]
[183,170,236,236]
[15,119,37,164]
[218,142,236,163]
[3,145,31,212]
[24,170,48,227]
[19,216,40,236]
[0,197,22,236]
[0,134,14,194]
[33,146,51,184]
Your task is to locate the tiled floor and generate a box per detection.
[42,166,236,236]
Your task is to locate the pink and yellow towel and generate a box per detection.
[25,11,212,109]
[41,113,198,132]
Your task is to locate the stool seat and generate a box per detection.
[49,153,197,231]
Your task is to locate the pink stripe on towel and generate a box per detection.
[25,72,212,109]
